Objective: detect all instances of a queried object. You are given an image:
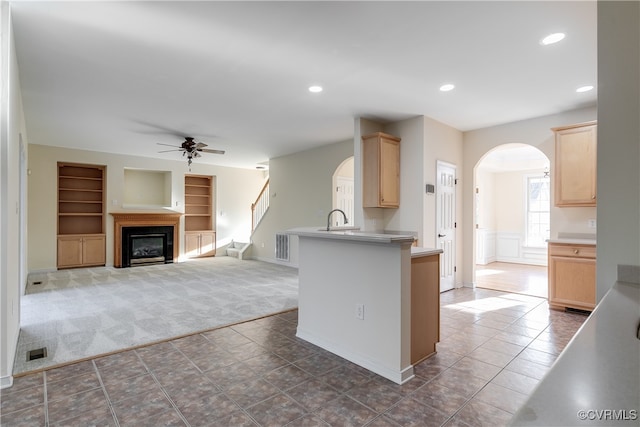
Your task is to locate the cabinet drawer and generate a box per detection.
[548,243,596,259]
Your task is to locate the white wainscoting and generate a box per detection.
[477,230,547,266]
[476,229,496,265]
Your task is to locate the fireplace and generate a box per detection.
[111,213,181,268]
[122,226,173,267]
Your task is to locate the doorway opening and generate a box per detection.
[332,157,354,226]
[474,144,550,298]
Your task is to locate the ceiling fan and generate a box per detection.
[158,137,225,169]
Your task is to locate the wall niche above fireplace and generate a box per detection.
[122,169,172,209]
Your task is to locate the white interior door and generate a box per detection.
[437,161,456,292]
[335,176,354,226]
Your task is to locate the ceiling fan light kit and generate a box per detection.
[157,137,225,170]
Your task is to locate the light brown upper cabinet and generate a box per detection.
[362,132,401,208]
[184,174,216,258]
[552,121,597,207]
[57,162,106,269]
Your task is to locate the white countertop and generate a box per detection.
[548,233,596,246]
[510,280,640,426]
[411,247,443,258]
[547,238,597,245]
[286,227,416,244]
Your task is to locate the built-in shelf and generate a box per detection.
[184,174,216,258]
[57,162,106,269]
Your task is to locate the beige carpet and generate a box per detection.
[16,257,298,374]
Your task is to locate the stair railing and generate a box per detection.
[251,179,270,232]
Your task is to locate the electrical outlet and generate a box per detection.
[356,303,364,320]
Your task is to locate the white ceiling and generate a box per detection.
[10,1,597,169]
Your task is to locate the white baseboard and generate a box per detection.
[252,255,299,269]
[0,374,13,389]
[296,327,414,385]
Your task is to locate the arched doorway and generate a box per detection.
[332,157,354,226]
[474,144,550,297]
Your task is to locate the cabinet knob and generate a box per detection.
[592,195,596,199]
[574,249,579,254]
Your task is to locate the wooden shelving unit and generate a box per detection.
[184,174,216,257]
[57,162,106,268]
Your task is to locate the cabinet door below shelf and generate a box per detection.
[82,235,106,266]
[199,232,216,257]
[185,233,201,258]
[549,256,596,311]
[57,236,83,268]
[185,231,216,258]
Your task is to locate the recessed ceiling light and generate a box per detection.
[576,85,594,93]
[308,85,323,93]
[541,33,565,45]
[440,84,455,92]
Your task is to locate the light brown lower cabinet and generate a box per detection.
[411,253,440,364]
[57,234,106,269]
[548,242,596,311]
[185,231,216,258]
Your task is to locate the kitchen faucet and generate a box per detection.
[326,209,348,231]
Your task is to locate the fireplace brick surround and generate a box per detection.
[111,213,181,268]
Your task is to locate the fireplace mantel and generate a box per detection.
[111,213,181,267]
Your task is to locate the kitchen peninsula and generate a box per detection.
[286,227,442,384]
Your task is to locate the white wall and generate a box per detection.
[1,4,27,388]
[462,106,597,286]
[28,144,266,270]
[596,1,640,299]
[250,139,354,266]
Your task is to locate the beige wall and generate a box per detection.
[384,116,427,237]
[422,116,464,254]
[462,106,597,285]
[475,168,496,231]
[28,144,266,271]
[250,139,354,266]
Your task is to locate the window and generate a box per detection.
[526,175,550,247]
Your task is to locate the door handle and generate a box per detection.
[438,234,446,238]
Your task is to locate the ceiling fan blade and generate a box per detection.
[157,143,180,148]
[195,142,208,149]
[200,148,225,155]
[158,149,183,153]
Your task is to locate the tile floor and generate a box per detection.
[1,287,588,427]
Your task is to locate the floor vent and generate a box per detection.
[275,233,289,262]
[27,347,47,361]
